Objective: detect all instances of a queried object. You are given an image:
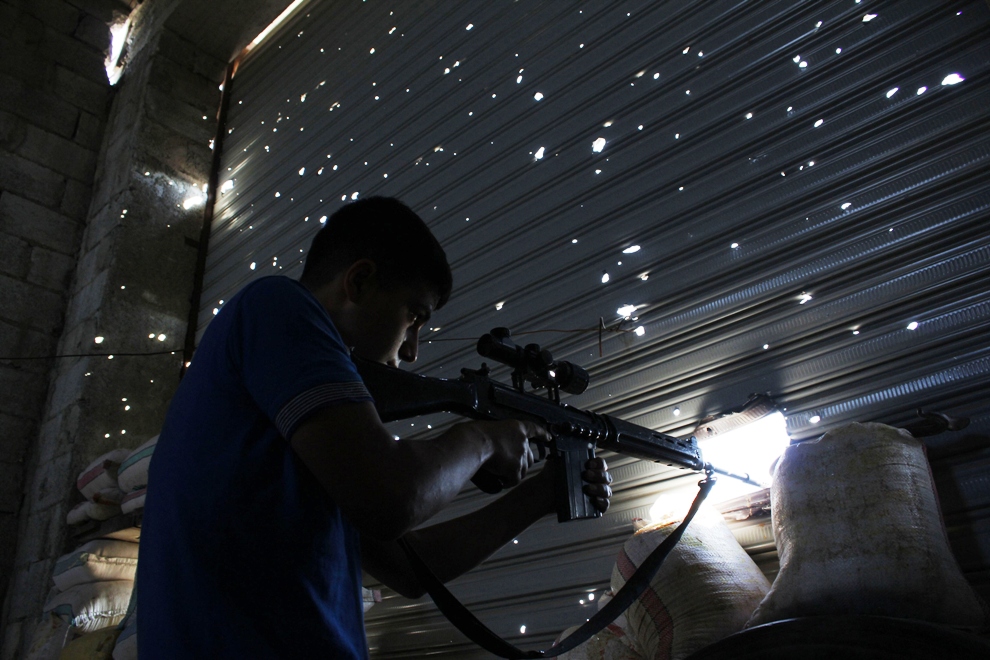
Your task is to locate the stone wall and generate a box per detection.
[0,0,226,653]
[0,0,124,628]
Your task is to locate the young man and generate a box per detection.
[137,197,611,658]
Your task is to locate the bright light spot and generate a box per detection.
[495,301,505,311]
[653,72,660,79]
[763,344,770,350]
[731,242,739,249]
[249,262,256,270]
[94,336,104,344]
[907,321,919,330]
[572,239,578,244]
[685,89,691,95]
[601,272,610,284]
[809,415,821,424]
[678,186,684,191]
[634,70,645,78]
[466,23,474,30]
[674,133,680,139]
[603,120,613,127]
[885,87,898,99]
[298,167,306,175]
[595,169,602,174]
[683,46,690,54]
[808,161,815,166]
[516,75,523,83]
[351,192,359,200]
[579,599,585,605]
[157,334,166,341]
[639,272,649,281]
[745,112,753,119]
[836,47,842,54]
[533,92,544,101]
[274,192,281,198]
[941,73,965,86]
[799,61,808,68]
[622,245,641,254]
[841,202,852,210]
[634,326,645,337]
[369,47,375,54]
[853,330,860,335]
[319,216,327,224]
[124,405,130,411]
[105,16,131,85]
[673,407,680,416]
[816,20,823,28]
[676,412,791,505]
[588,593,595,601]
[213,308,219,315]
[793,55,801,63]
[799,293,813,304]
[534,147,545,160]
[592,137,606,153]
[148,334,155,339]
[638,124,643,130]
[519,626,526,634]
[863,13,877,22]
[917,86,927,95]
[617,304,638,318]
[220,180,234,194]
[814,119,824,127]
[182,193,206,210]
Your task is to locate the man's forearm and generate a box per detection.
[361,466,555,598]
[406,465,555,583]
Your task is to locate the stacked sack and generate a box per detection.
[746,422,988,628]
[610,505,770,660]
[554,591,643,660]
[116,436,157,515]
[39,534,139,653]
[551,505,770,660]
[67,449,131,525]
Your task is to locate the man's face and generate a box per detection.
[349,279,438,366]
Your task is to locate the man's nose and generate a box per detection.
[398,329,419,363]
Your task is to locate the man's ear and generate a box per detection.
[342,259,378,304]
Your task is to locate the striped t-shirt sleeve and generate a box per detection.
[275,381,373,439]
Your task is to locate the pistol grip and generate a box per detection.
[552,440,602,522]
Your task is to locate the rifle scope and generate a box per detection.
[477,328,590,395]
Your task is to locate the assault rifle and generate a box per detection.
[355,327,705,523]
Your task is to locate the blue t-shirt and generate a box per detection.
[138,276,374,658]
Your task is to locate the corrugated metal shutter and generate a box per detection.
[200,0,990,656]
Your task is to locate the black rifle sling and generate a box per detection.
[396,473,716,659]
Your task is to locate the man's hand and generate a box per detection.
[581,456,613,513]
[457,419,548,488]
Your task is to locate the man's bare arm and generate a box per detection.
[361,459,612,599]
[290,402,544,541]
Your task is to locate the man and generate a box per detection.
[138,197,611,658]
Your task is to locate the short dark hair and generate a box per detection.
[300,196,453,308]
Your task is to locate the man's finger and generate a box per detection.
[584,457,608,471]
[581,468,612,484]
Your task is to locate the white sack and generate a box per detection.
[612,504,770,660]
[77,449,131,501]
[52,539,139,591]
[116,436,157,494]
[119,488,146,514]
[67,501,121,525]
[44,580,133,634]
[747,422,987,628]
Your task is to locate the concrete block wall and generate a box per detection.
[0,0,126,624]
[0,0,226,653]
